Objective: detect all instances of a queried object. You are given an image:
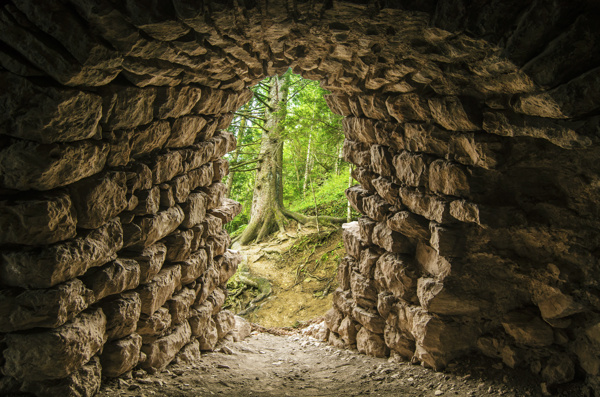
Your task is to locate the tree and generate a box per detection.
[228,70,352,246]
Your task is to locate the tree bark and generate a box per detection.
[237,73,290,246]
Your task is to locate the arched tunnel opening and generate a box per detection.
[1,1,600,396]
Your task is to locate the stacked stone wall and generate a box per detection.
[1,1,600,395]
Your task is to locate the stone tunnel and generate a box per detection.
[1,0,599,395]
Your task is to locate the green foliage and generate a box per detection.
[225,69,357,235]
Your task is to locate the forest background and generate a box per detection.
[224,69,356,242]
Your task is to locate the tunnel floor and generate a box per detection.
[94,328,583,397]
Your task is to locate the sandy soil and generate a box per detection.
[230,225,343,328]
[97,327,586,397]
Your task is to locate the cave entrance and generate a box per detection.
[222,70,354,328]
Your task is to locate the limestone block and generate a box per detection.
[429,224,464,257]
[362,194,391,222]
[130,121,171,158]
[370,145,395,178]
[501,311,554,347]
[342,221,365,259]
[148,151,184,185]
[377,291,397,319]
[69,171,128,229]
[338,256,354,291]
[185,143,215,172]
[415,242,451,278]
[162,229,194,262]
[387,211,430,241]
[345,185,370,214]
[399,188,453,223]
[100,333,142,378]
[0,139,108,191]
[207,288,226,315]
[212,158,230,182]
[428,160,470,197]
[189,300,213,336]
[168,288,197,325]
[103,129,133,167]
[351,167,377,192]
[181,192,207,228]
[343,139,371,167]
[137,307,172,344]
[482,110,593,150]
[198,265,220,305]
[358,94,389,120]
[166,116,207,148]
[427,96,481,131]
[333,289,354,317]
[122,205,184,249]
[412,313,477,370]
[201,182,227,210]
[324,308,344,334]
[0,73,102,144]
[541,354,575,385]
[0,192,76,245]
[393,151,429,187]
[342,117,377,144]
[338,316,358,346]
[202,214,223,237]
[374,252,418,302]
[372,221,413,254]
[3,308,106,381]
[371,177,401,207]
[100,85,156,130]
[0,217,123,288]
[359,216,377,247]
[210,131,236,158]
[329,331,346,349]
[353,306,385,334]
[0,7,120,86]
[356,327,388,358]
[215,310,235,339]
[0,279,94,332]
[417,278,481,316]
[324,93,352,116]
[384,324,415,359]
[218,250,242,285]
[175,339,202,364]
[125,242,167,283]
[533,285,585,321]
[100,292,142,341]
[385,93,430,123]
[359,248,380,278]
[514,66,600,119]
[350,271,378,309]
[207,230,231,257]
[137,265,182,316]
[133,186,160,215]
[209,198,242,225]
[81,258,140,301]
[122,162,153,193]
[19,356,102,397]
[140,321,192,373]
[232,316,252,342]
[155,86,202,119]
[180,249,208,285]
[197,316,219,351]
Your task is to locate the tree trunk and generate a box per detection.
[237,73,290,246]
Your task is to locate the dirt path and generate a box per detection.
[229,225,343,328]
[97,328,585,397]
